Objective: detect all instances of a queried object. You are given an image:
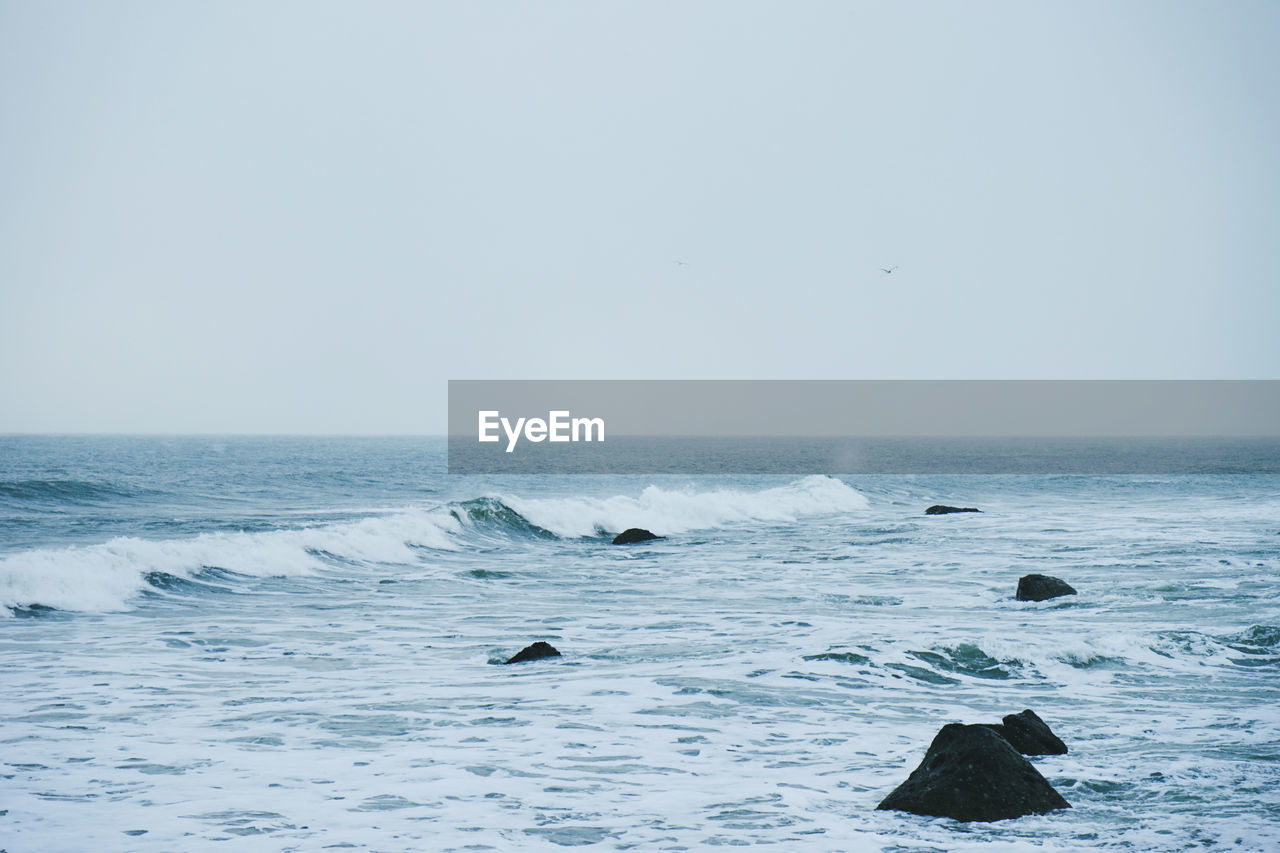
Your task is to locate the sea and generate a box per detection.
[2,435,1278,852]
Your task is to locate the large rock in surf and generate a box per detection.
[925,505,982,515]
[877,723,1070,822]
[504,641,561,664]
[1016,573,1077,602]
[612,528,663,545]
[981,710,1068,756]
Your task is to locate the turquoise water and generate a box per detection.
[2,437,1278,850]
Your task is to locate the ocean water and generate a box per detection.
[2,436,1279,851]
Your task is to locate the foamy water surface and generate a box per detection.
[2,438,1278,851]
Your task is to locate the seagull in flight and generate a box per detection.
[673,260,690,267]
[880,265,899,274]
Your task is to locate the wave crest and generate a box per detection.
[504,475,868,538]
[0,478,142,504]
[1,477,868,614]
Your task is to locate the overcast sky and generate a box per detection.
[2,1,1277,434]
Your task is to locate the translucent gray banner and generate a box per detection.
[447,380,1280,474]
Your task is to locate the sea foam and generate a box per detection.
[504,474,869,538]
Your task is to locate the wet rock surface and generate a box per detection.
[982,709,1069,755]
[924,505,982,515]
[611,528,663,545]
[1016,573,1078,601]
[877,723,1071,822]
[504,641,562,664]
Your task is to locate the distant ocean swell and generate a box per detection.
[0,478,147,504]
[0,475,867,615]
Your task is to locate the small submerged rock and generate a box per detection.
[1016,573,1077,602]
[611,528,663,545]
[981,709,1068,756]
[877,723,1070,822]
[503,641,561,664]
[924,505,982,515]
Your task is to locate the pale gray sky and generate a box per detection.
[2,1,1277,433]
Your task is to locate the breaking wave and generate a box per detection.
[1,476,868,614]
[504,474,868,538]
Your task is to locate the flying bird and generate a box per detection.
[880,266,899,274]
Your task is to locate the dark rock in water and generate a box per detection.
[877,724,1070,822]
[925,505,982,515]
[504,641,561,664]
[1016,573,1077,602]
[611,528,663,545]
[991,710,1068,755]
